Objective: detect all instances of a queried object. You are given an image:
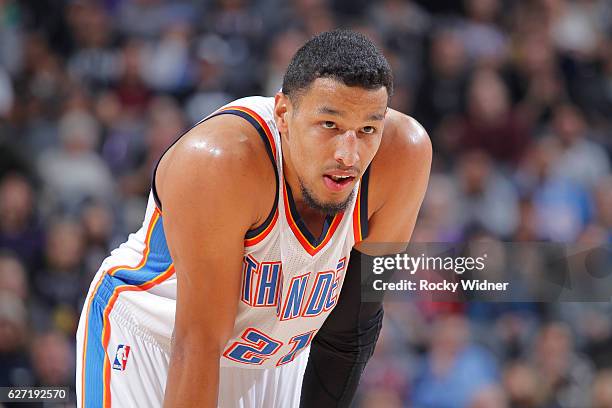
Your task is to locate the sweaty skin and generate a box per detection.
[274,77,388,233]
[158,78,431,407]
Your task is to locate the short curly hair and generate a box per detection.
[282,30,393,103]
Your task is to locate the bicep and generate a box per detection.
[160,136,258,350]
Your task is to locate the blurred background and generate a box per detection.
[0,0,611,407]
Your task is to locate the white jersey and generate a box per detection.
[79,96,370,372]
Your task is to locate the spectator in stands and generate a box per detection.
[457,0,508,66]
[591,369,612,408]
[0,252,29,302]
[455,68,531,167]
[0,292,34,388]
[593,176,612,242]
[0,173,44,272]
[80,199,116,277]
[468,384,507,408]
[455,150,519,237]
[412,314,500,408]
[531,322,594,408]
[414,28,468,136]
[506,28,566,132]
[417,173,463,242]
[502,361,544,408]
[38,110,114,213]
[33,218,85,334]
[30,331,74,388]
[516,137,592,241]
[548,103,610,190]
[184,34,235,123]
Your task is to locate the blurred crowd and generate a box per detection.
[0,0,611,407]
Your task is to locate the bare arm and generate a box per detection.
[158,117,271,407]
[300,110,432,407]
[359,108,432,249]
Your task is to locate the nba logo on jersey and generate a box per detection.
[113,345,131,371]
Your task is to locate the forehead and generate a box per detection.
[295,77,388,118]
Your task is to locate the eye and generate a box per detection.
[322,121,337,129]
[362,126,376,134]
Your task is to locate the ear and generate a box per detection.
[274,92,291,135]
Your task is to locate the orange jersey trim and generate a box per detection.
[352,186,363,243]
[101,264,175,407]
[245,210,279,246]
[282,183,344,257]
[218,105,279,246]
[218,106,277,160]
[81,208,175,407]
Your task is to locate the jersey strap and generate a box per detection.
[214,106,279,245]
[150,105,279,245]
[352,167,370,243]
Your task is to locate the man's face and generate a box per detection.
[275,77,388,214]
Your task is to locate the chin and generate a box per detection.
[302,183,356,216]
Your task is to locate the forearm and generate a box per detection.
[164,340,221,407]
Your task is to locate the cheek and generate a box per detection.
[295,130,324,158]
[289,132,317,171]
[302,137,332,180]
[362,136,382,162]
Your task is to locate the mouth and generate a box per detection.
[322,173,356,192]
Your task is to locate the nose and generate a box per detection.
[334,130,358,168]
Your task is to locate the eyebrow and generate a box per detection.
[316,106,385,122]
[316,106,342,116]
[368,112,386,121]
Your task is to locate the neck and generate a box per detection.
[282,154,327,218]
[280,136,329,237]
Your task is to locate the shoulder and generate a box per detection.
[356,110,432,247]
[380,109,431,165]
[160,114,265,182]
[368,109,432,213]
[156,113,276,226]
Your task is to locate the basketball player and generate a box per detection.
[76,30,431,407]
